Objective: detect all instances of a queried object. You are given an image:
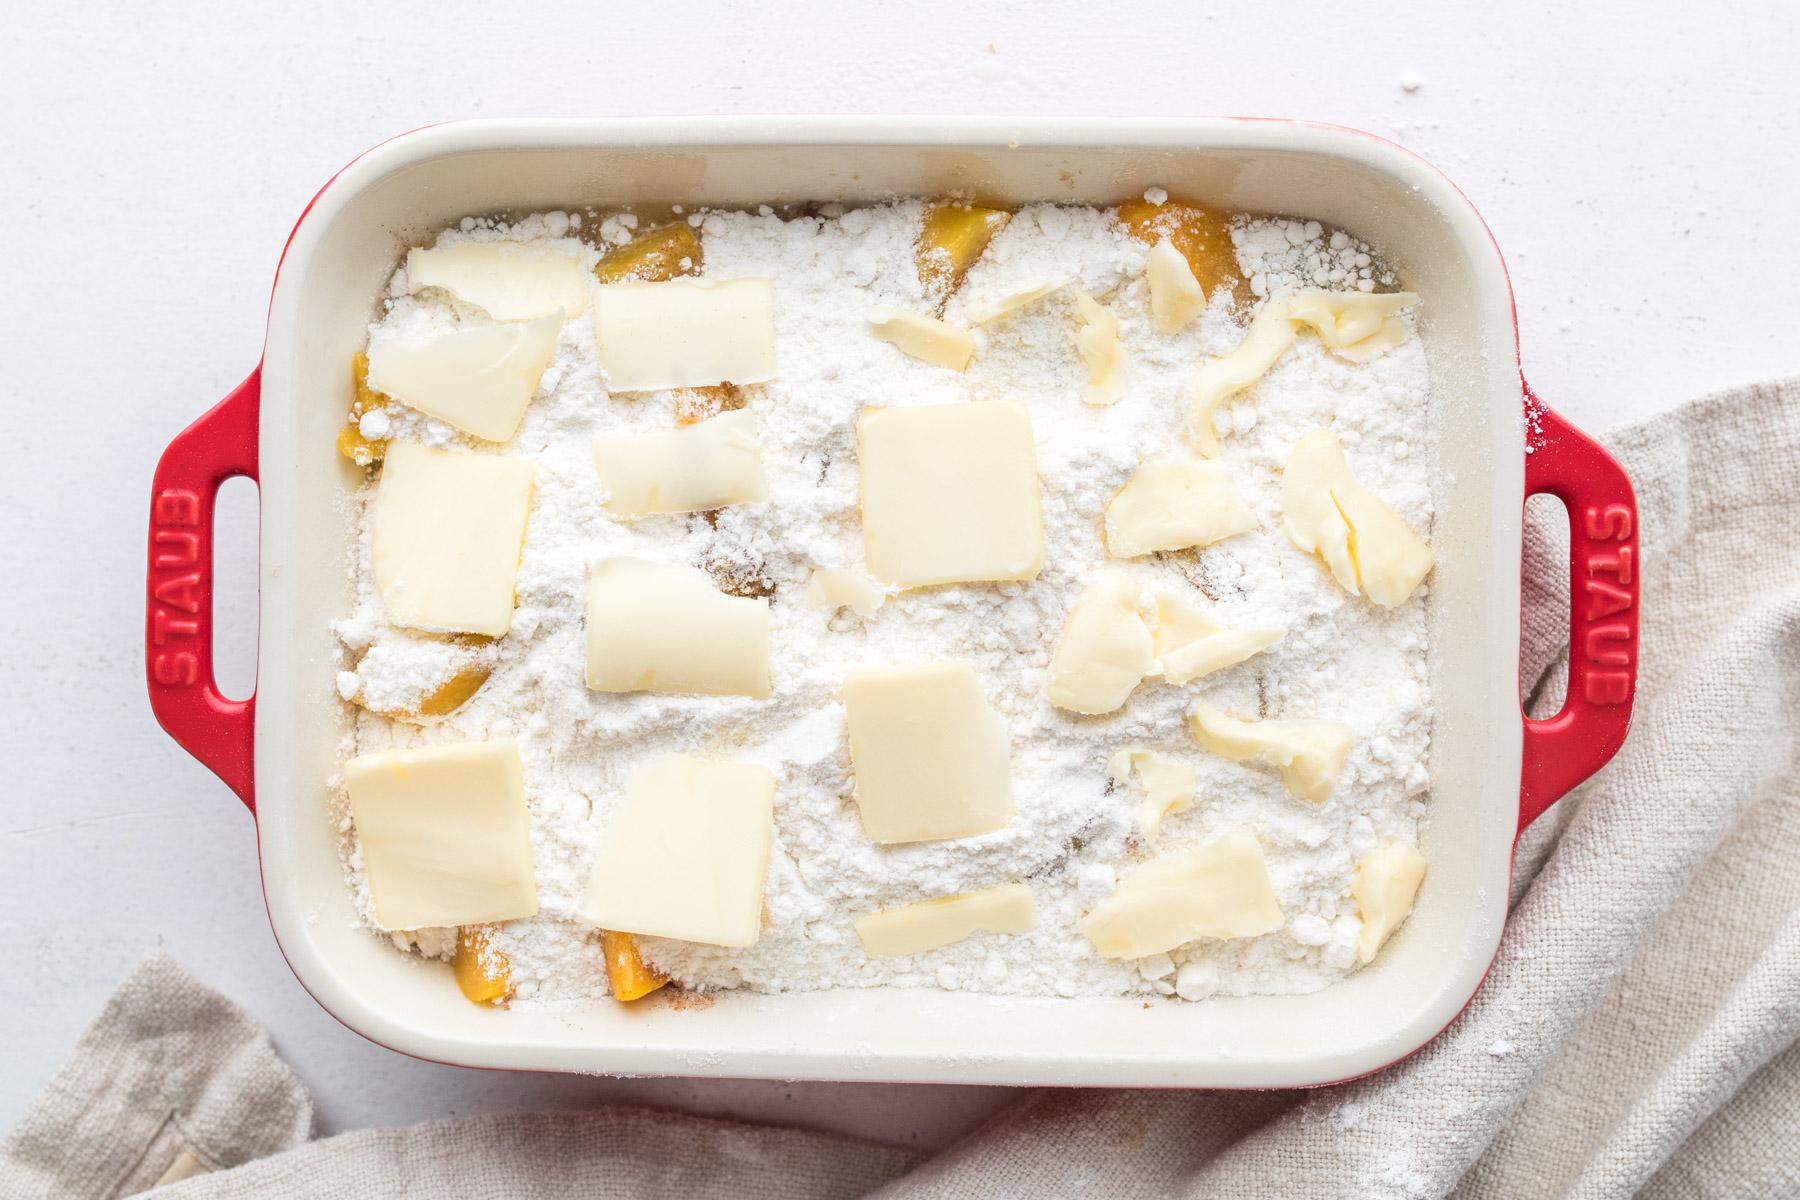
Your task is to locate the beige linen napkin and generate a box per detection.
[6,381,1798,1199]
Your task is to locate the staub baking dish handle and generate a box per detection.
[145,367,260,812]
[1516,388,1639,833]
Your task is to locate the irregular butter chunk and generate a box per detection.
[806,567,887,619]
[601,929,669,1001]
[1116,197,1243,301]
[344,740,538,931]
[1106,747,1196,840]
[593,408,767,517]
[1104,456,1258,559]
[963,279,1064,325]
[407,241,592,320]
[579,756,775,947]
[372,442,534,637]
[854,883,1038,957]
[1073,289,1125,405]
[857,400,1045,588]
[1189,705,1353,805]
[1282,427,1434,607]
[366,314,561,442]
[1352,842,1427,964]
[1079,829,1283,958]
[1151,594,1283,685]
[592,278,776,392]
[585,559,771,698]
[866,308,976,372]
[452,925,513,1006]
[1147,238,1205,334]
[844,662,1013,844]
[1185,289,1421,456]
[917,204,1011,300]
[1047,570,1155,715]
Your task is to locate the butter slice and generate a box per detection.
[344,739,538,931]
[1147,238,1206,334]
[372,442,534,637]
[963,279,1064,325]
[1079,829,1283,958]
[853,883,1038,957]
[366,313,561,442]
[579,756,775,947]
[806,567,887,619]
[867,308,976,371]
[407,241,592,319]
[1352,842,1427,963]
[1104,456,1258,559]
[593,278,777,392]
[1189,705,1353,805]
[844,662,1013,844]
[586,559,770,698]
[593,409,767,518]
[857,401,1045,588]
[1282,427,1433,607]
[1073,289,1125,405]
[1106,747,1196,840]
[1151,594,1283,685]
[1185,290,1420,455]
[1047,570,1155,715]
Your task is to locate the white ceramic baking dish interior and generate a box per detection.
[149,117,1643,1089]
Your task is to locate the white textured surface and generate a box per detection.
[3,0,1796,1149]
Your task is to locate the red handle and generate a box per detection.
[146,368,261,812]
[1517,387,1639,832]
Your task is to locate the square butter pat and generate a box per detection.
[844,662,1013,844]
[344,739,538,931]
[579,756,775,947]
[366,313,561,442]
[372,442,534,637]
[407,241,592,319]
[593,409,767,517]
[857,400,1044,587]
[586,559,771,698]
[854,883,1038,957]
[592,277,777,392]
[1079,829,1282,958]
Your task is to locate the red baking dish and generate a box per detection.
[145,118,1638,1088]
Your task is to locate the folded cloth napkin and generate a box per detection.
[6,382,1798,1200]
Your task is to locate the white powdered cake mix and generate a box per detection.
[330,198,1434,1005]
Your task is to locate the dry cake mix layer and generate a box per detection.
[330,196,1436,1008]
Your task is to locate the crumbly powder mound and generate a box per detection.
[1231,216,1397,298]
[332,200,1434,1005]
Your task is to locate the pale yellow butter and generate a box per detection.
[805,567,887,619]
[1079,829,1283,958]
[1189,705,1353,805]
[344,739,538,931]
[1151,594,1283,685]
[853,883,1038,957]
[866,308,977,371]
[366,313,561,442]
[1047,570,1155,715]
[857,400,1045,588]
[844,662,1013,844]
[1104,456,1258,559]
[963,279,1065,325]
[592,409,768,518]
[371,441,534,637]
[593,278,776,392]
[1072,289,1125,405]
[1282,427,1433,607]
[585,559,770,698]
[407,241,592,320]
[1147,238,1205,334]
[1105,747,1196,840]
[1352,841,1428,963]
[578,756,775,947]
